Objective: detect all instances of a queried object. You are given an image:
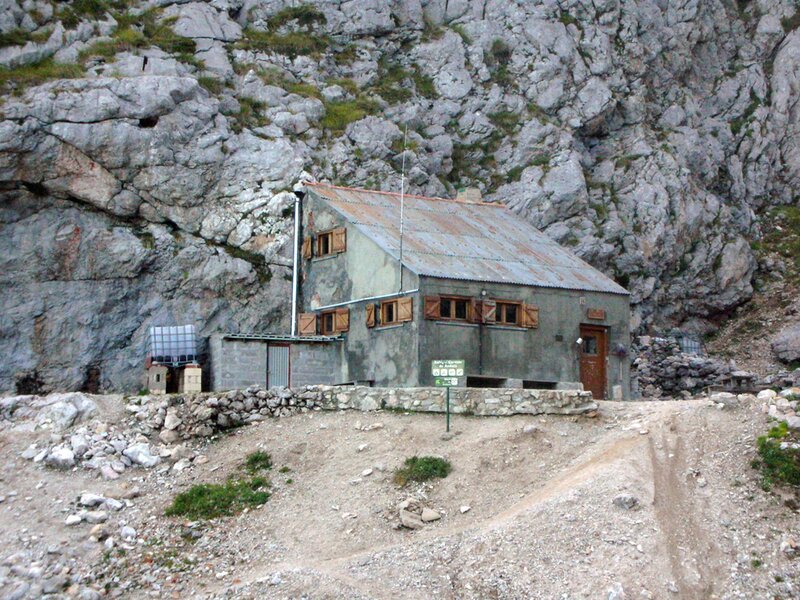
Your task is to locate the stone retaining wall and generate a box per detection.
[127,385,597,443]
[322,386,597,416]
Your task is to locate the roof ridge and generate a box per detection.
[304,181,502,207]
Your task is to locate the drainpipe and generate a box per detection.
[290,185,305,337]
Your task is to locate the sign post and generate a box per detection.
[432,360,464,432]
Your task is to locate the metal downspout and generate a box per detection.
[290,188,304,337]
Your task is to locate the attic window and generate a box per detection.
[440,296,469,320]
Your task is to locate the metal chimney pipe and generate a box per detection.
[290,187,305,337]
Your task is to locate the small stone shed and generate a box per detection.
[287,183,632,399]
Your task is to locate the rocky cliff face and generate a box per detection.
[1,0,799,392]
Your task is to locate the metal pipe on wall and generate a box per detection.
[290,187,305,337]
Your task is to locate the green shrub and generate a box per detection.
[450,23,472,45]
[488,110,519,133]
[489,38,511,65]
[394,455,452,486]
[421,17,444,42]
[79,9,195,63]
[244,450,272,473]
[0,58,85,95]
[412,68,438,99]
[197,76,223,94]
[507,165,524,182]
[165,477,270,519]
[334,43,358,65]
[782,9,800,33]
[530,153,551,167]
[267,5,326,29]
[0,29,31,48]
[326,77,358,95]
[226,96,269,133]
[753,422,800,490]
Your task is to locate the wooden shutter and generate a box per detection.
[298,313,317,335]
[424,296,440,320]
[331,227,347,253]
[522,304,539,328]
[481,300,496,324]
[302,236,312,260]
[397,297,413,322]
[334,307,350,332]
[365,304,376,328]
[469,298,480,323]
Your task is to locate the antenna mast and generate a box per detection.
[398,124,408,292]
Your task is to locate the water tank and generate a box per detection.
[148,325,198,365]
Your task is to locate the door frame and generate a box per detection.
[266,343,291,388]
[578,324,608,400]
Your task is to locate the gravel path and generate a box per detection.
[1,397,798,599]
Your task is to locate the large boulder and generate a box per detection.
[772,324,800,364]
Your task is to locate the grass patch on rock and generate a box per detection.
[394,456,452,486]
[239,28,329,59]
[752,421,800,490]
[0,58,85,95]
[321,97,379,133]
[165,477,270,519]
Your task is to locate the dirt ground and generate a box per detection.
[1,397,799,599]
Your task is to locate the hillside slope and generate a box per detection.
[1,0,800,391]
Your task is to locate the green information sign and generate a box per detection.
[432,360,464,432]
[431,360,465,383]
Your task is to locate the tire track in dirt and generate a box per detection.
[648,413,723,599]
[228,432,648,597]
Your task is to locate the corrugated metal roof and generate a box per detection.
[305,183,629,296]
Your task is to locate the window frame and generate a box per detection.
[439,295,471,321]
[495,300,522,326]
[380,299,399,326]
[316,230,334,257]
[320,310,336,335]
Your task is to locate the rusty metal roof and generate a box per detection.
[305,183,629,296]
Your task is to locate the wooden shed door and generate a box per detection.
[579,325,607,400]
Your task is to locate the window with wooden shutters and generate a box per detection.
[334,308,350,332]
[496,301,522,326]
[302,237,312,260]
[380,300,398,325]
[319,311,335,335]
[424,296,440,320]
[481,300,497,324]
[298,313,317,335]
[365,303,376,328]
[316,231,333,257]
[521,304,539,328]
[440,296,470,320]
[397,296,413,322]
[331,227,346,253]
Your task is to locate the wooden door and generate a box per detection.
[579,325,607,400]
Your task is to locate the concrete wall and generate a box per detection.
[291,343,343,387]
[302,191,420,386]
[209,334,342,391]
[303,192,418,307]
[418,278,631,399]
[209,334,266,391]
